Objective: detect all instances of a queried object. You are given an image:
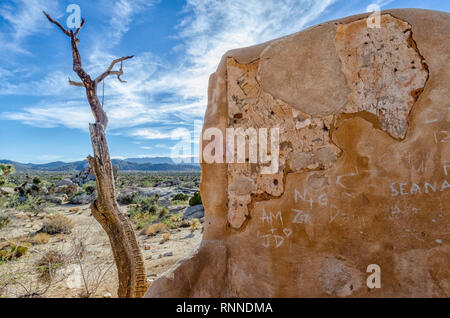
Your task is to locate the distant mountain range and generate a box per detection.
[0,157,200,172]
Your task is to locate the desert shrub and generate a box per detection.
[0,164,15,186]
[161,233,170,242]
[132,212,159,230]
[0,242,30,262]
[0,214,10,230]
[140,180,153,188]
[161,212,184,229]
[144,223,167,236]
[82,181,96,195]
[128,195,158,218]
[70,181,96,201]
[32,176,41,185]
[36,251,65,281]
[190,218,202,233]
[6,193,20,209]
[158,207,169,218]
[31,233,51,245]
[189,191,202,206]
[18,196,47,215]
[172,193,189,202]
[41,214,74,235]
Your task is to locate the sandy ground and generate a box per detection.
[0,203,202,298]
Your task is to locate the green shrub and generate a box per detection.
[32,176,41,185]
[0,164,15,186]
[130,195,157,212]
[0,243,30,262]
[172,193,189,202]
[82,181,96,195]
[162,212,183,229]
[19,196,47,216]
[189,191,202,206]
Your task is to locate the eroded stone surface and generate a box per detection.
[226,57,339,229]
[335,14,429,139]
[146,9,450,298]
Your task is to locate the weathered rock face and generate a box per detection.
[145,9,450,298]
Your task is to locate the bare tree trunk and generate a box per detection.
[44,12,148,298]
[88,125,148,297]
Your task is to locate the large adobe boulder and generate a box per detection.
[145,9,450,297]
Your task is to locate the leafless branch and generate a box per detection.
[74,18,86,37]
[95,56,134,84]
[43,11,71,37]
[68,78,85,87]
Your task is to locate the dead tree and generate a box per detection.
[43,12,148,298]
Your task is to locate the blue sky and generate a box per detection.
[0,0,448,164]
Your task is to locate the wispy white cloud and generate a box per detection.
[1,100,92,129]
[2,0,336,139]
[0,0,59,55]
[100,0,159,48]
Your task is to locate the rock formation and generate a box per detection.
[145,9,450,298]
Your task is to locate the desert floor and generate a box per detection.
[0,203,202,298]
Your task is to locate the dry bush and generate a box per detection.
[190,218,202,233]
[31,233,51,245]
[67,223,115,298]
[161,233,170,242]
[41,213,74,235]
[0,239,69,298]
[144,223,167,236]
[36,250,65,282]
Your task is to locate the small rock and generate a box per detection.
[103,292,112,298]
[144,244,151,250]
[70,193,95,205]
[55,179,75,187]
[157,199,171,207]
[43,194,68,205]
[163,252,173,257]
[183,204,204,220]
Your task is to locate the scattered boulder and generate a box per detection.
[117,190,136,205]
[169,205,187,214]
[43,194,68,205]
[157,198,171,207]
[182,204,204,220]
[54,179,79,196]
[70,193,95,205]
[71,167,96,186]
[154,179,180,187]
[117,187,175,205]
[55,179,74,187]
